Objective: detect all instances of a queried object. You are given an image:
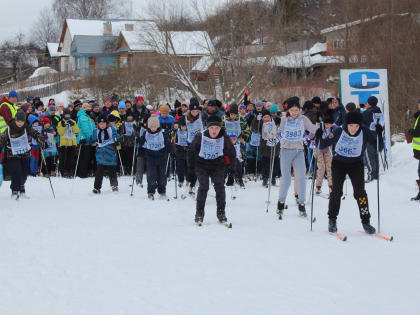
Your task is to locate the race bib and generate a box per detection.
[9,129,31,155]
[284,118,304,142]
[124,122,136,136]
[262,121,276,140]
[143,131,165,151]
[234,142,242,160]
[225,120,241,138]
[198,135,224,160]
[45,133,57,153]
[335,130,363,158]
[97,127,115,148]
[369,113,385,132]
[249,131,260,146]
[64,123,76,140]
[186,118,203,143]
[177,130,188,147]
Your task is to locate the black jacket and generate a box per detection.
[132,105,151,127]
[0,120,41,158]
[187,128,236,172]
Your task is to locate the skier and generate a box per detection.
[187,115,236,225]
[316,111,383,234]
[173,120,189,187]
[277,97,318,217]
[0,110,42,198]
[407,98,420,201]
[120,111,137,175]
[57,108,79,177]
[28,116,42,176]
[139,116,170,200]
[40,117,59,177]
[81,114,120,194]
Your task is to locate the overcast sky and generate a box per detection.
[0,0,226,43]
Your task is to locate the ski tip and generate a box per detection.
[228,223,232,228]
[342,236,348,241]
[312,217,316,223]
[390,236,394,241]
[278,216,282,220]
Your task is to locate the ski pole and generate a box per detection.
[40,148,56,199]
[115,143,125,177]
[130,136,137,196]
[174,157,178,199]
[310,123,322,231]
[73,144,82,179]
[265,143,275,213]
[377,129,381,233]
[255,118,262,182]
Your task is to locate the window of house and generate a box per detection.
[333,39,346,50]
[120,56,128,68]
[89,56,96,70]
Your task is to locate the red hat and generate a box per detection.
[135,96,144,102]
[41,117,51,126]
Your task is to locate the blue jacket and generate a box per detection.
[158,114,175,133]
[89,126,120,166]
[77,108,96,144]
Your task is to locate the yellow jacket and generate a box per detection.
[57,119,79,146]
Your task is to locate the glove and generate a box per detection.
[79,139,87,145]
[68,120,75,126]
[315,127,323,140]
[375,124,383,134]
[408,129,415,137]
[38,139,46,149]
[268,132,276,140]
[61,120,67,127]
[257,114,262,121]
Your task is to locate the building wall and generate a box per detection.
[60,28,74,72]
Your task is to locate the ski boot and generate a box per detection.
[217,209,228,223]
[178,181,183,188]
[226,175,234,186]
[11,191,19,200]
[188,185,195,196]
[271,177,276,186]
[148,193,155,200]
[411,180,420,201]
[159,193,168,200]
[276,201,286,218]
[112,186,118,193]
[195,209,204,226]
[19,185,29,199]
[92,188,101,194]
[237,178,245,189]
[328,219,337,233]
[298,203,307,217]
[262,178,268,188]
[316,186,322,195]
[362,221,376,234]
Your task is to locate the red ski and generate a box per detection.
[357,231,393,242]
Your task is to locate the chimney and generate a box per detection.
[103,22,112,36]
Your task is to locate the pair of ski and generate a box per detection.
[329,231,393,242]
[196,221,232,229]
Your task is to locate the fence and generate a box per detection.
[0,71,74,94]
[16,81,73,103]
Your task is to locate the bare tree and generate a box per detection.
[31,6,60,49]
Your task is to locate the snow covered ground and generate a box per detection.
[0,142,419,315]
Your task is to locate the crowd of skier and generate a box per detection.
[0,89,419,235]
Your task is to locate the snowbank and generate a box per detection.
[41,90,72,106]
[28,67,58,79]
[0,142,419,314]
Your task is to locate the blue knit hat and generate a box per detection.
[28,115,39,126]
[8,90,18,99]
[118,101,126,110]
[270,104,279,113]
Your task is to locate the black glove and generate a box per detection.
[79,139,87,145]
[375,124,383,134]
[68,120,75,126]
[408,129,415,137]
[61,120,67,127]
[315,127,323,140]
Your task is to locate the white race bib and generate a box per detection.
[198,135,224,160]
[283,118,304,142]
[177,129,188,147]
[45,133,57,153]
[143,130,165,151]
[249,131,260,146]
[335,130,363,158]
[225,120,241,138]
[124,121,136,136]
[186,118,203,143]
[97,127,115,148]
[369,113,384,132]
[9,129,31,155]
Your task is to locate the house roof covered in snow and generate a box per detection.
[191,55,214,72]
[71,35,119,55]
[47,43,66,57]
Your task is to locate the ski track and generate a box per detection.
[0,143,419,315]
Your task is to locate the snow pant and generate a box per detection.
[261,156,279,181]
[365,142,378,180]
[9,157,29,192]
[195,166,226,218]
[278,149,306,204]
[77,145,92,178]
[136,156,146,184]
[234,159,243,181]
[121,146,135,176]
[146,157,167,194]
[175,148,188,183]
[30,149,40,175]
[316,149,333,188]
[94,164,118,190]
[41,155,57,176]
[58,146,76,177]
[187,145,197,187]
[328,159,371,224]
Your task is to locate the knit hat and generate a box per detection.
[215,100,222,108]
[104,97,112,103]
[229,104,238,115]
[146,105,153,111]
[74,100,82,107]
[189,97,200,111]
[28,115,39,126]
[118,101,127,110]
[346,111,363,125]
[262,108,271,117]
[49,105,56,111]
[42,117,51,126]
[125,100,132,105]
[92,102,99,109]
[323,109,335,124]
[159,104,170,115]
[8,90,18,99]
[26,96,33,102]
[111,95,119,102]
[206,115,222,127]
[311,96,321,104]
[303,101,314,111]
[255,101,263,108]
[345,102,357,112]
[286,96,300,110]
[270,104,279,113]
[135,95,144,103]
[239,104,246,110]
[208,100,217,107]
[63,108,71,116]
[21,103,31,113]
[147,116,160,129]
[98,114,108,124]
[82,103,91,111]
[368,96,378,107]
[174,99,181,108]
[15,110,26,122]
